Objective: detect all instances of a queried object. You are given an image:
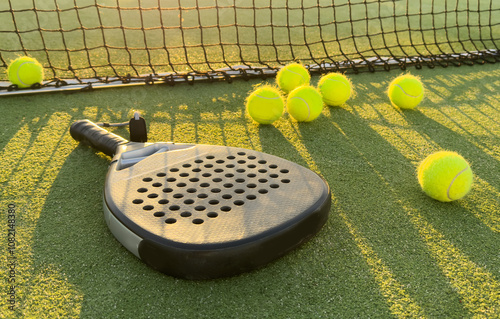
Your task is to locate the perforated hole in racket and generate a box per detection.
[105,144,328,251]
[132,151,289,226]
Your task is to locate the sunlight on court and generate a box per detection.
[152,106,261,149]
[462,178,500,233]
[173,116,197,144]
[420,105,500,161]
[273,120,320,174]
[405,205,500,317]
[270,115,428,318]
[348,101,441,161]
[0,122,34,184]
[343,107,500,316]
[326,99,500,316]
[340,211,427,319]
[351,75,500,233]
[197,122,225,146]
[0,113,83,317]
[82,106,100,121]
[262,122,423,317]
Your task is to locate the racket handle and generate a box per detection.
[70,120,128,157]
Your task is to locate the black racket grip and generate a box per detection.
[70,120,128,157]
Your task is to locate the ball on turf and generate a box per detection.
[276,63,310,93]
[7,56,44,88]
[286,86,323,122]
[388,73,424,109]
[318,72,352,106]
[246,86,284,124]
[417,151,473,202]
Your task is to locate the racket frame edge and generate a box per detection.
[139,186,331,279]
[104,197,142,258]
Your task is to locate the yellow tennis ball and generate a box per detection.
[246,86,284,124]
[417,151,473,202]
[318,72,352,106]
[276,63,310,93]
[388,74,424,109]
[7,56,44,88]
[286,86,323,122]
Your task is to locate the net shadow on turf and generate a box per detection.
[0,0,499,94]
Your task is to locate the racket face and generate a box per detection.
[104,143,330,279]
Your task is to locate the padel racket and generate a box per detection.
[70,119,331,279]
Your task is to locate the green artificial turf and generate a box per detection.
[1,0,498,80]
[0,62,499,318]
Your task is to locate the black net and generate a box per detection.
[1,0,499,91]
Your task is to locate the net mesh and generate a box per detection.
[1,0,499,91]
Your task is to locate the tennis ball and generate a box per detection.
[7,56,44,88]
[318,72,352,106]
[388,74,424,109]
[286,86,323,122]
[246,86,284,124]
[417,151,473,202]
[276,63,310,93]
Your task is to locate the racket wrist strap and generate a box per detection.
[129,112,148,143]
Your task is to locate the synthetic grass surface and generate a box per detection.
[1,0,499,79]
[0,63,499,318]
